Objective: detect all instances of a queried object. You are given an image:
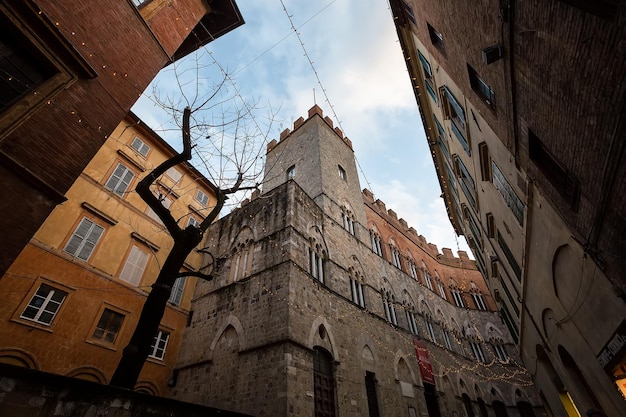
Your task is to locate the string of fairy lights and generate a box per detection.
[195,190,533,389]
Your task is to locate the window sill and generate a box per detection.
[10,317,54,333]
[84,339,119,352]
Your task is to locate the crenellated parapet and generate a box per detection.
[362,187,473,267]
[266,105,353,154]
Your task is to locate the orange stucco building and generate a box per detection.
[0,112,217,395]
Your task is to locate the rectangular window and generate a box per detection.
[351,279,365,308]
[166,167,183,183]
[500,305,519,343]
[455,156,477,210]
[427,23,445,53]
[492,343,508,362]
[424,271,434,291]
[119,245,150,286]
[195,190,209,206]
[286,165,296,180]
[442,329,453,350]
[20,284,67,325]
[441,86,469,155]
[478,142,492,181]
[452,290,465,308]
[497,231,521,282]
[426,320,437,342]
[492,162,524,225]
[437,281,447,300]
[130,137,150,157]
[529,130,580,209]
[63,217,104,261]
[467,64,495,109]
[186,216,200,228]
[92,308,124,344]
[500,272,520,317]
[406,310,418,335]
[486,213,495,238]
[470,342,486,363]
[403,1,417,25]
[105,163,135,197]
[169,276,187,306]
[365,372,381,417]
[472,293,488,310]
[418,51,438,105]
[338,165,346,180]
[149,330,170,360]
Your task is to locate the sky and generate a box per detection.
[131,0,472,257]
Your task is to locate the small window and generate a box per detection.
[492,161,525,225]
[452,289,465,308]
[186,216,200,228]
[492,343,508,362]
[418,51,438,105]
[195,190,209,207]
[470,342,486,363]
[442,329,453,350]
[478,142,492,181]
[132,0,152,6]
[338,165,346,180]
[529,130,579,209]
[130,137,150,157]
[467,64,495,109]
[119,245,150,286]
[168,277,187,306]
[165,167,182,183]
[406,310,418,335]
[105,163,135,197]
[472,293,488,310]
[437,281,447,300]
[441,86,469,155]
[286,165,296,180]
[92,308,124,344]
[64,217,105,261]
[427,23,445,53]
[486,213,495,238]
[403,1,417,25]
[351,279,365,308]
[426,320,437,342]
[149,330,170,360]
[20,283,67,325]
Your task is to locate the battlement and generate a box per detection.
[266,104,353,154]
[362,188,471,265]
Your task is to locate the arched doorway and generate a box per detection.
[462,393,475,417]
[492,400,508,417]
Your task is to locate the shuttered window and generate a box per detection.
[105,163,135,197]
[119,245,149,286]
[64,218,104,261]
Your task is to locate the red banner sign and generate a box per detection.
[414,339,435,386]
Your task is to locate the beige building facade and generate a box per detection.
[0,113,216,395]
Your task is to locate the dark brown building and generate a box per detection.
[0,0,243,276]
[389,0,626,415]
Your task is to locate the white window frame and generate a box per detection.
[63,217,105,261]
[168,277,187,306]
[119,245,150,286]
[350,279,365,307]
[130,136,150,157]
[470,342,486,363]
[472,293,488,310]
[437,281,447,300]
[391,247,402,269]
[406,310,418,335]
[338,165,346,180]
[20,283,67,325]
[105,163,135,197]
[195,189,209,206]
[442,329,453,350]
[149,330,170,360]
[370,232,382,256]
[165,167,182,183]
[452,290,465,308]
[426,320,437,342]
[424,271,434,291]
[493,343,508,362]
[382,294,397,325]
[186,216,200,228]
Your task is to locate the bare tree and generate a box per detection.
[110,54,276,388]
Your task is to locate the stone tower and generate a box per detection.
[170,105,542,417]
[263,104,367,226]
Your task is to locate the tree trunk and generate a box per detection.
[109,227,202,389]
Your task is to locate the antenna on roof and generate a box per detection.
[313,87,316,105]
